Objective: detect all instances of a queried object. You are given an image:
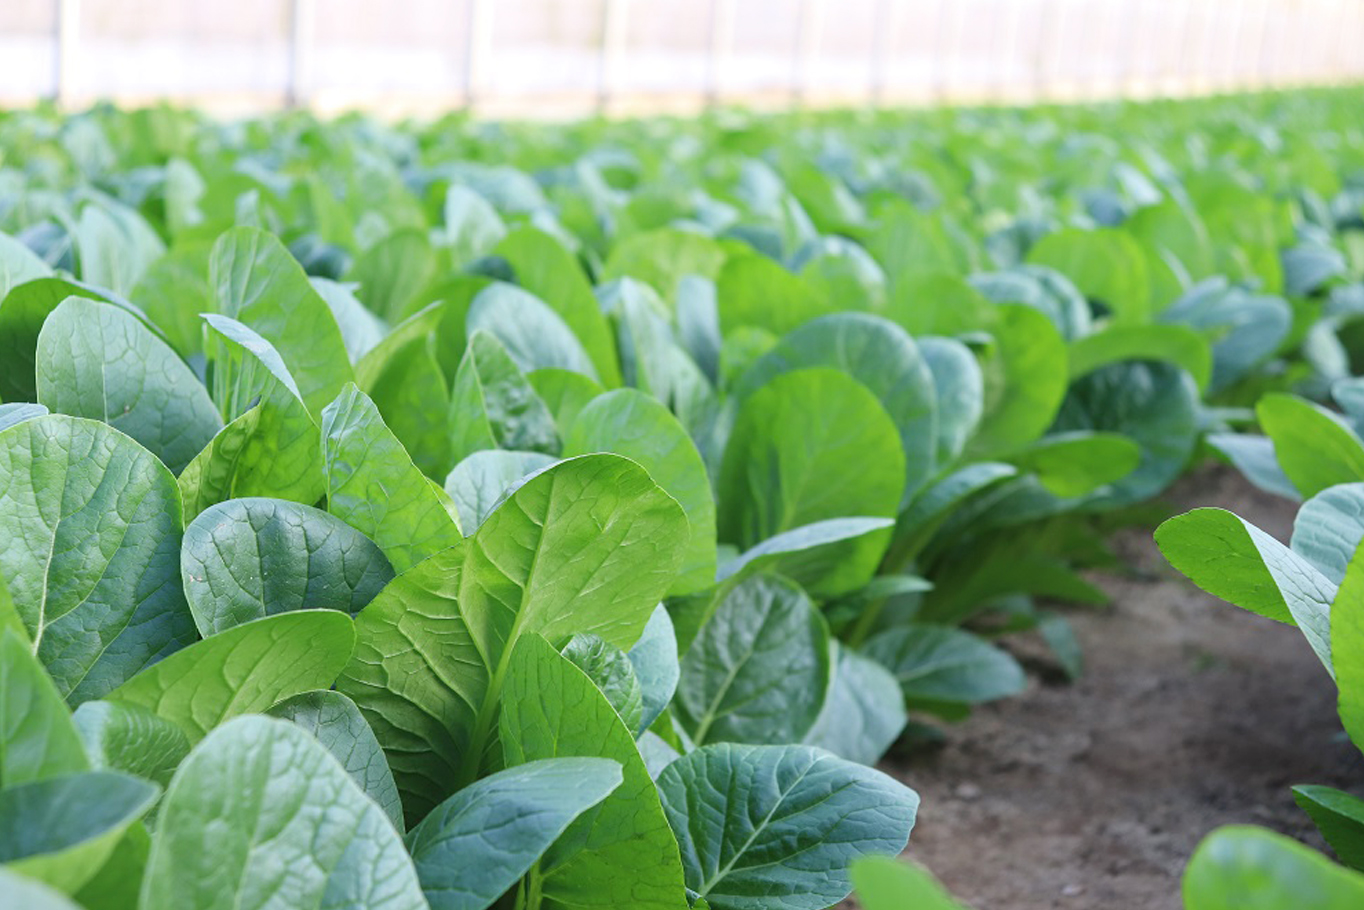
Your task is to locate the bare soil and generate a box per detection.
[877,466,1364,910]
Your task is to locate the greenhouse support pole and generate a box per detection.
[54,0,80,108]
[868,0,893,106]
[464,0,494,110]
[706,0,737,105]
[792,0,822,106]
[599,0,629,115]
[285,0,315,109]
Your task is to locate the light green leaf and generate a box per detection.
[0,403,48,432]
[0,868,85,909]
[368,334,451,479]
[716,254,832,337]
[803,643,907,766]
[467,283,597,380]
[1207,434,1299,502]
[0,771,158,894]
[108,610,356,741]
[677,575,830,746]
[74,202,165,296]
[1007,431,1141,499]
[337,454,685,817]
[564,388,715,595]
[349,227,436,322]
[969,304,1068,457]
[35,296,221,473]
[0,231,53,301]
[0,629,89,788]
[1067,323,1212,392]
[181,497,394,635]
[322,384,463,573]
[443,449,556,532]
[627,605,681,737]
[500,634,689,910]
[657,743,918,910]
[919,336,983,466]
[851,855,968,910]
[267,690,404,830]
[862,624,1026,707]
[1183,826,1364,909]
[405,757,622,910]
[527,368,605,436]
[71,700,189,790]
[0,277,107,402]
[1291,484,1364,586]
[562,634,645,734]
[141,715,426,910]
[1258,393,1364,499]
[449,331,560,465]
[0,415,195,703]
[716,517,896,586]
[1026,227,1150,324]
[1293,785,1364,871]
[210,226,354,416]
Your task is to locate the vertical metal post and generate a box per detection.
[598,0,629,114]
[285,0,315,109]
[792,0,822,107]
[706,0,737,106]
[869,0,896,106]
[54,0,80,108]
[464,0,494,110]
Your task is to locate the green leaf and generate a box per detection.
[919,336,983,466]
[337,454,685,817]
[405,757,623,910]
[0,771,158,894]
[0,415,195,703]
[181,497,394,635]
[1258,393,1364,499]
[1333,539,1364,750]
[889,462,1018,566]
[0,869,85,909]
[627,605,681,737]
[368,333,451,479]
[355,301,445,391]
[1163,280,1290,394]
[1183,826,1364,909]
[1026,227,1150,324]
[210,226,354,416]
[886,273,992,336]
[716,254,832,337]
[1156,508,1334,673]
[528,368,606,436]
[194,314,325,514]
[443,184,507,267]
[718,369,903,592]
[108,610,356,741]
[564,388,716,595]
[267,690,404,831]
[0,277,118,412]
[443,449,556,532]
[1007,431,1142,499]
[602,227,727,303]
[851,855,969,910]
[862,624,1026,707]
[71,700,189,790]
[35,296,222,473]
[141,715,427,910]
[1291,484,1364,586]
[676,575,830,746]
[74,202,165,296]
[500,634,689,910]
[1207,434,1300,502]
[449,331,560,464]
[1068,323,1212,392]
[0,629,89,788]
[467,283,597,380]
[716,517,896,587]
[70,823,150,910]
[313,277,385,363]
[561,634,645,734]
[657,743,918,910]
[322,384,463,573]
[0,403,48,432]
[969,304,1068,456]
[736,314,937,497]
[1293,785,1364,871]
[0,231,53,301]
[803,643,907,766]
[349,227,437,322]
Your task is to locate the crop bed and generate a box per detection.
[2,88,1364,909]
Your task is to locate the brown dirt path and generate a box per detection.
[877,466,1364,910]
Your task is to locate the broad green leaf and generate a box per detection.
[369,334,451,479]
[0,629,89,788]
[737,314,937,497]
[851,855,968,910]
[500,634,689,910]
[443,449,556,532]
[716,517,896,586]
[1258,393,1364,499]
[971,266,1091,339]
[969,304,1068,457]
[405,757,623,910]
[919,336,983,466]
[0,402,48,432]
[1207,434,1300,502]
[1293,785,1364,871]
[0,277,115,403]
[267,690,404,830]
[1067,323,1212,392]
[196,314,325,512]
[0,771,158,894]
[886,273,993,336]
[628,605,681,736]
[1291,484,1364,586]
[141,715,426,910]
[528,368,605,436]
[802,643,907,766]
[443,184,507,267]
[349,227,437,322]
[0,868,85,909]
[495,227,621,387]
[182,497,394,635]
[337,454,685,817]
[889,462,1018,566]
[71,700,189,790]
[1183,826,1364,909]
[70,823,150,910]
[322,384,463,573]
[1333,540,1364,750]
[131,243,212,358]
[561,634,645,734]
[449,331,560,465]
[676,575,830,746]
[1156,508,1333,673]
[312,277,385,363]
[210,226,354,416]
[0,231,53,300]
[718,369,903,592]
[0,415,195,703]
[1026,227,1150,324]
[1162,280,1290,394]
[657,743,918,910]
[467,283,597,380]
[108,610,356,741]
[1007,431,1141,499]
[862,624,1026,707]
[602,227,727,303]
[564,388,716,595]
[355,301,445,390]
[36,296,222,473]
[74,203,165,296]
[716,254,832,337]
